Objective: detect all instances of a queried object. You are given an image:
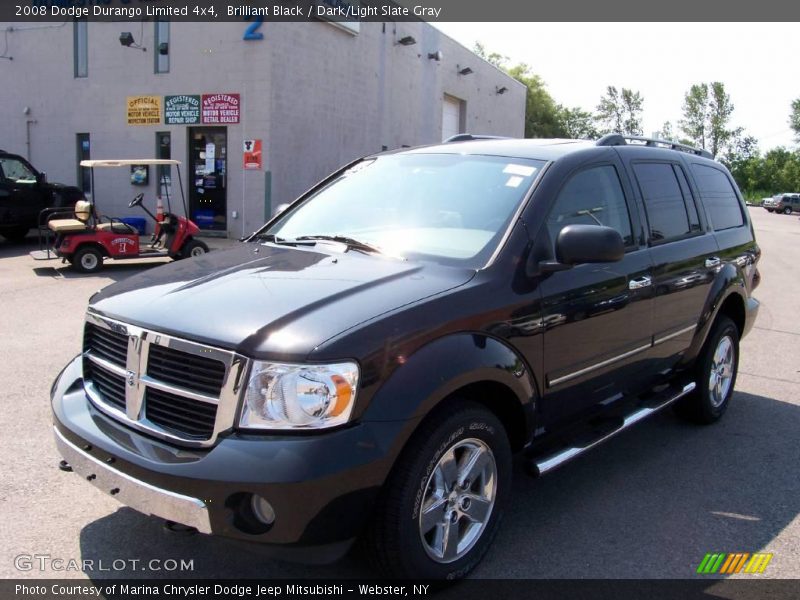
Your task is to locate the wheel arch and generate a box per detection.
[73,241,109,258]
[684,263,746,364]
[361,332,538,453]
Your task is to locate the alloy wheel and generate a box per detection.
[418,438,497,563]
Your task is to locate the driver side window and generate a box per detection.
[545,165,633,250]
[0,158,36,183]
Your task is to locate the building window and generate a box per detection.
[73,21,88,78]
[154,20,169,74]
[76,134,91,194]
[155,132,171,194]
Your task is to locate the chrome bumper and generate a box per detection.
[54,427,212,534]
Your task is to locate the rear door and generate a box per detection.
[626,158,718,365]
[537,160,654,423]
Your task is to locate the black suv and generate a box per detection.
[0,150,85,241]
[51,134,760,579]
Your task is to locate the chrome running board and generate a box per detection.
[528,382,697,477]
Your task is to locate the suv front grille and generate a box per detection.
[84,323,128,366]
[145,388,217,438]
[81,313,247,447]
[83,359,126,410]
[147,344,226,396]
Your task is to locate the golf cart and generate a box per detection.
[30,159,208,273]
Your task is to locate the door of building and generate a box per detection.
[441,95,462,141]
[188,127,227,233]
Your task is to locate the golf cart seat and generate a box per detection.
[48,200,92,233]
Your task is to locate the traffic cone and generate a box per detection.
[156,196,164,222]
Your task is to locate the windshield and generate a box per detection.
[266,153,545,268]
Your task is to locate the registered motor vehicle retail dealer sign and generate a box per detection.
[202,94,240,124]
[165,95,201,125]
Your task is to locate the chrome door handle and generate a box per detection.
[628,276,652,290]
[705,257,721,268]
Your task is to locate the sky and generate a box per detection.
[434,22,798,151]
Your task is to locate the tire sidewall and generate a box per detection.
[697,318,739,421]
[73,247,102,273]
[394,407,512,579]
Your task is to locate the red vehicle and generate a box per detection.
[31,159,208,273]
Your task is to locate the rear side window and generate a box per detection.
[633,162,699,244]
[691,164,744,230]
[545,165,634,248]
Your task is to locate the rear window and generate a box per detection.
[691,164,744,230]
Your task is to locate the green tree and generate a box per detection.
[595,86,644,135]
[557,106,598,139]
[657,121,675,141]
[789,98,800,143]
[680,83,709,149]
[473,41,508,69]
[506,63,568,138]
[679,82,737,157]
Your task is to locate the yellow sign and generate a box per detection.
[126,96,161,126]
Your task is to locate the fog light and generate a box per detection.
[250,494,275,525]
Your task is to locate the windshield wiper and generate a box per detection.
[295,235,389,256]
[252,233,315,246]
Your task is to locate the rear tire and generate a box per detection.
[181,239,209,258]
[71,246,103,274]
[783,206,792,215]
[361,402,511,579]
[674,316,739,424]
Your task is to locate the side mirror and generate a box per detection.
[36,171,47,185]
[541,225,625,272]
[272,203,290,218]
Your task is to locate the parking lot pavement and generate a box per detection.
[0,209,797,580]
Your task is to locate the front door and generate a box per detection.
[537,162,654,424]
[0,155,46,228]
[188,127,227,233]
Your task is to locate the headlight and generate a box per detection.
[240,361,359,430]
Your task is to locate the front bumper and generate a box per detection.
[51,356,415,563]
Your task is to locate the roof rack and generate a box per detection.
[596,133,713,159]
[444,134,511,143]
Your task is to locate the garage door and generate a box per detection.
[442,95,462,142]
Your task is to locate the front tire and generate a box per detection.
[71,246,103,273]
[362,402,511,579]
[675,316,739,424]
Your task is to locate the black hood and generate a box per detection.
[90,243,476,360]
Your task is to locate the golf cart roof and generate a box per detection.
[80,159,181,167]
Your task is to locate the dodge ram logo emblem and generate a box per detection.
[126,370,136,387]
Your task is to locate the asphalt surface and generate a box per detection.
[0,207,797,580]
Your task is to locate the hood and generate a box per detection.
[90,242,475,360]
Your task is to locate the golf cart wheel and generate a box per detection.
[181,239,209,258]
[71,246,103,273]
[1,227,30,243]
